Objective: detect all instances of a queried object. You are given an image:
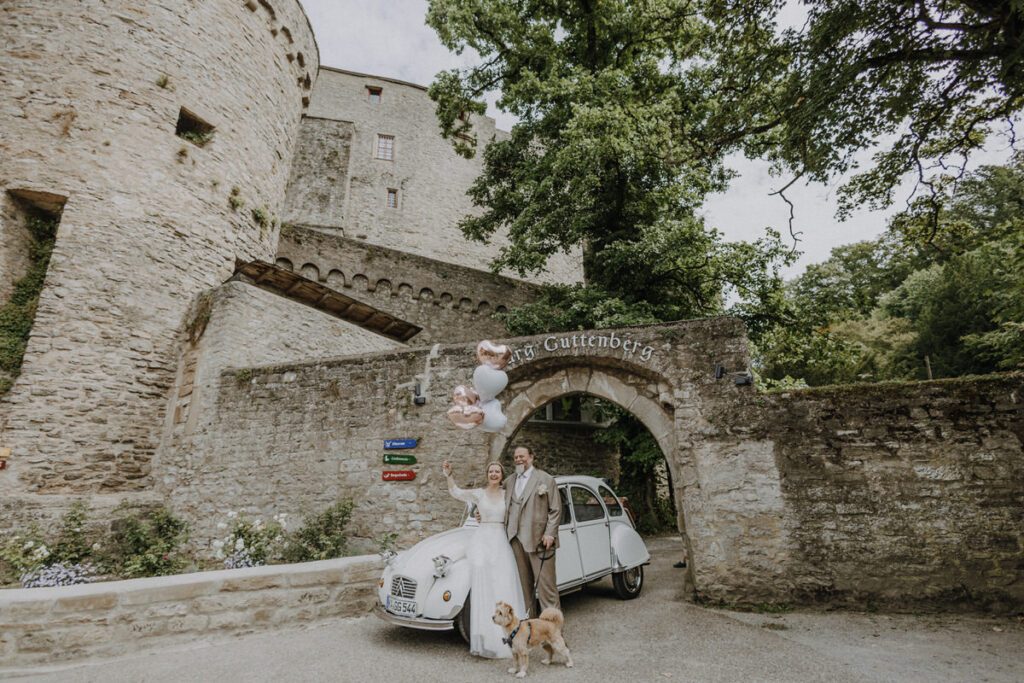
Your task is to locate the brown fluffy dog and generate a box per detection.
[492,601,573,677]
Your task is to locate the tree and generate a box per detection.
[427,0,792,331]
[704,1,1024,221]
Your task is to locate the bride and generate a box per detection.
[442,459,527,659]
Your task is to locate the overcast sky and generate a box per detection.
[300,0,1014,279]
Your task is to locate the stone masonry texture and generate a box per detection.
[0,0,318,522]
[0,554,382,671]
[275,224,541,343]
[161,317,1023,611]
[286,67,583,285]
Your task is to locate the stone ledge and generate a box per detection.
[0,554,383,671]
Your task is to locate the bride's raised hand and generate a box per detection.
[442,460,452,477]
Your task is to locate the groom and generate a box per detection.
[504,445,561,617]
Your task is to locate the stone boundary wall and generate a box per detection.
[0,555,382,673]
[275,225,540,343]
[722,374,1024,611]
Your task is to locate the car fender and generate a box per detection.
[610,523,650,569]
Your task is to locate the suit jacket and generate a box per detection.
[504,467,561,551]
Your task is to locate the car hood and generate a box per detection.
[391,526,473,575]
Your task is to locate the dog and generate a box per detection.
[492,601,573,677]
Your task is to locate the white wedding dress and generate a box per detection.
[448,484,527,659]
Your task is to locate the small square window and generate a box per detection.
[175,108,215,147]
[386,188,398,208]
[367,86,382,104]
[375,134,394,160]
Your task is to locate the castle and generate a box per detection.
[3,1,1022,614]
[0,0,585,540]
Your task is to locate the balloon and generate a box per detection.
[480,399,507,433]
[451,384,480,407]
[446,404,484,430]
[473,364,508,401]
[476,340,513,370]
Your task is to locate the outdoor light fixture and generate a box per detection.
[413,382,426,405]
[734,372,753,386]
[715,364,753,387]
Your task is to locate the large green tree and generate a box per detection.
[427,0,792,329]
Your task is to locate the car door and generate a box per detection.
[569,485,612,577]
[555,485,584,588]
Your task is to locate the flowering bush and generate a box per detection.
[20,561,96,588]
[1,502,102,586]
[215,511,285,569]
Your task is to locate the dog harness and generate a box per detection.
[502,620,532,647]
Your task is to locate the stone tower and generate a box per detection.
[0,0,318,522]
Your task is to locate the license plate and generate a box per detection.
[387,595,417,616]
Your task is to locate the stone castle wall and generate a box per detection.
[723,377,1024,610]
[161,319,1022,610]
[284,68,583,285]
[275,225,539,343]
[0,0,318,517]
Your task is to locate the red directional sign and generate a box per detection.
[382,469,416,482]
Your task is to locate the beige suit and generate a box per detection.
[504,467,561,616]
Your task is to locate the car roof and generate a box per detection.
[553,474,614,491]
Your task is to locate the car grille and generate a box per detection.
[390,575,416,599]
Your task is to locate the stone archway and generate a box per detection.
[488,357,698,594]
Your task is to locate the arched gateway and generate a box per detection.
[165,316,1024,610]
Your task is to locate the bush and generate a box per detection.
[101,505,189,578]
[217,513,285,568]
[281,500,354,563]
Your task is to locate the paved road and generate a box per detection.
[9,536,1023,683]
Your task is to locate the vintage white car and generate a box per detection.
[374,475,650,640]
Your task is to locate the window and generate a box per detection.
[570,486,605,523]
[598,484,624,517]
[366,86,382,104]
[558,487,574,525]
[175,108,215,147]
[375,134,394,160]
[386,188,398,208]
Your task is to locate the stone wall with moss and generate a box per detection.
[0,0,317,509]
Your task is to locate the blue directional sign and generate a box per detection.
[383,438,418,450]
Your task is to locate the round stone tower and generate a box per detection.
[0,0,318,517]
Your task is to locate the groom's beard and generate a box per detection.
[514,464,525,476]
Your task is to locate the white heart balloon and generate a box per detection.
[480,398,507,433]
[473,364,508,401]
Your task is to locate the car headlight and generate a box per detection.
[432,554,451,578]
[380,549,397,566]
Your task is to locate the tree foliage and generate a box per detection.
[757,155,1024,386]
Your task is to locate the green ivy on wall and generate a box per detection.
[0,214,58,395]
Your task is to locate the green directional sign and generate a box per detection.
[383,453,417,466]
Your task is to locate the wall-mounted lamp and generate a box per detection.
[714,364,753,387]
[413,382,426,406]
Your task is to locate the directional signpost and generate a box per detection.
[382,470,416,482]
[383,438,418,450]
[383,438,419,481]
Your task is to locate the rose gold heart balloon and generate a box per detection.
[446,404,484,430]
[451,384,480,407]
[476,340,513,370]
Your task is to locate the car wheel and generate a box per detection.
[455,593,471,644]
[612,565,643,600]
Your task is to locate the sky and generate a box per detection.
[299,0,1015,280]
